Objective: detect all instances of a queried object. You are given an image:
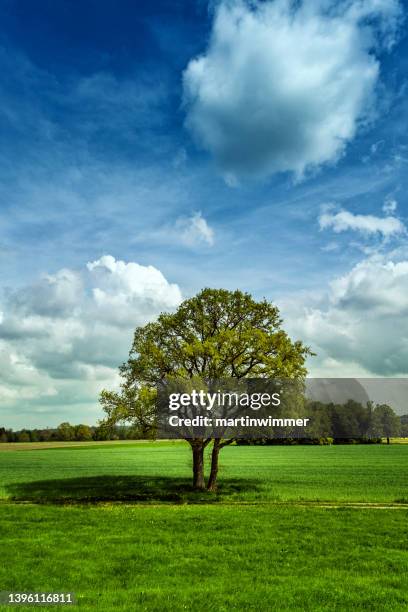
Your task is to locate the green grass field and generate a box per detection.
[0,442,407,610]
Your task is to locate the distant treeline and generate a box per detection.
[307,401,407,442]
[238,402,408,445]
[2,404,408,444]
[0,422,145,443]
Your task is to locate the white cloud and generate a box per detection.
[282,257,408,377]
[183,0,402,181]
[0,256,182,427]
[321,241,340,253]
[87,255,182,326]
[383,196,398,214]
[319,208,405,237]
[176,211,215,247]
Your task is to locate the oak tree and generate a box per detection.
[100,288,310,490]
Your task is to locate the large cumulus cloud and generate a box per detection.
[282,257,408,377]
[0,256,182,427]
[183,0,402,181]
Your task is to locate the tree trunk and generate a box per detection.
[207,438,221,491]
[387,436,390,445]
[191,442,205,489]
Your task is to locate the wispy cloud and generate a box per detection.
[176,211,215,247]
[383,196,398,214]
[319,208,405,237]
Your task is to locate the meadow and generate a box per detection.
[0,441,407,610]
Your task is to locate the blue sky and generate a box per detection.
[1,0,408,427]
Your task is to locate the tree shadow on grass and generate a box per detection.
[5,475,261,504]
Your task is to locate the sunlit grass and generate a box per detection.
[0,504,407,611]
[1,442,407,610]
[0,442,407,503]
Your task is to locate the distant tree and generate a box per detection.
[57,422,76,441]
[38,428,53,442]
[17,430,30,443]
[75,424,93,441]
[100,288,311,490]
[330,400,371,440]
[400,415,408,438]
[304,401,333,438]
[93,423,111,441]
[30,429,40,442]
[370,404,400,444]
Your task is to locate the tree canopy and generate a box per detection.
[100,288,311,489]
